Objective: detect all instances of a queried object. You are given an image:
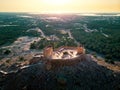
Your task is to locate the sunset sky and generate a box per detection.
[0,0,120,13]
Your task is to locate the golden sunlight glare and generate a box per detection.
[43,0,71,6]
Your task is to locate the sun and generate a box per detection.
[43,0,71,6]
[41,0,72,14]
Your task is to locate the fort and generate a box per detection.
[31,46,85,65]
[43,46,85,60]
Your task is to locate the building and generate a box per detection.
[43,46,53,59]
[43,46,85,60]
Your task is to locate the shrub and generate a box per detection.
[4,49,11,55]
[105,59,114,64]
[19,56,24,61]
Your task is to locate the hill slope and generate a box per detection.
[1,54,120,90]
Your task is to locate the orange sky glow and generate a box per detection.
[0,0,120,13]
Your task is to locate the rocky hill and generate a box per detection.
[0,54,120,90]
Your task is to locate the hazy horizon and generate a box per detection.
[0,0,120,13]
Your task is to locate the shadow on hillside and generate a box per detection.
[1,54,120,90]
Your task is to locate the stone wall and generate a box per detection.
[43,46,53,59]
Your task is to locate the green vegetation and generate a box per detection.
[3,49,11,55]
[0,48,11,55]
[18,56,25,61]
[0,13,120,61]
[71,16,120,61]
[30,37,77,50]
[105,59,115,64]
[0,13,41,46]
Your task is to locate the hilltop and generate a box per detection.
[0,54,120,90]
